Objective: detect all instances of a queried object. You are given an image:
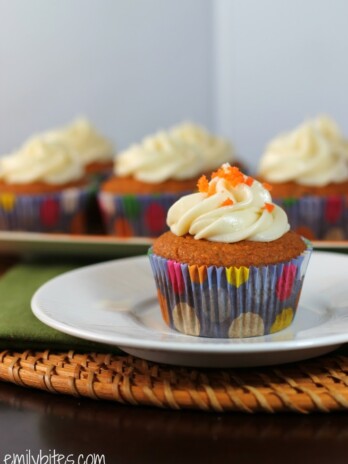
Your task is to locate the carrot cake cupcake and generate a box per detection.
[149,164,312,338]
[39,118,114,178]
[0,138,91,233]
[99,122,237,237]
[258,115,348,240]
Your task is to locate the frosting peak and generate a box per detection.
[167,164,290,243]
[44,118,114,165]
[259,116,348,186]
[115,122,235,183]
[0,138,84,185]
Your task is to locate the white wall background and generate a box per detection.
[215,0,348,170]
[1,0,348,172]
[0,0,213,153]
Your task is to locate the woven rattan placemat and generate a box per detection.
[1,349,348,413]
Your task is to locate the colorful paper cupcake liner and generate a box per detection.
[275,195,348,240]
[98,191,189,237]
[148,239,312,338]
[0,186,92,233]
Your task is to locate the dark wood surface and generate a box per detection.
[0,380,347,463]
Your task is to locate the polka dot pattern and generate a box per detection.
[98,192,184,237]
[275,195,348,240]
[149,240,312,338]
[0,188,90,232]
[173,302,200,336]
[270,307,294,334]
[228,312,265,338]
[226,266,249,288]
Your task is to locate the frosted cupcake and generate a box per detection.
[0,138,91,233]
[99,122,237,237]
[42,118,114,178]
[258,116,348,240]
[149,164,312,338]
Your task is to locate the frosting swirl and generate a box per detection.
[115,122,234,183]
[0,138,84,184]
[169,122,235,171]
[167,164,289,242]
[259,116,348,186]
[44,118,114,165]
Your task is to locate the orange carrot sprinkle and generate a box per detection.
[199,165,260,197]
[221,198,234,207]
[197,175,209,193]
[264,202,275,213]
[245,176,254,186]
[262,182,273,191]
[208,182,217,196]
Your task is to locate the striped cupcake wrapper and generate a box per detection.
[148,239,312,338]
[275,195,348,240]
[0,186,92,233]
[97,191,188,238]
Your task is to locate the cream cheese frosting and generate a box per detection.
[0,138,84,184]
[169,122,235,171]
[115,122,235,183]
[259,116,348,186]
[167,164,290,242]
[43,118,114,165]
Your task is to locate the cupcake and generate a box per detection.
[98,122,237,237]
[148,164,312,338]
[42,118,115,179]
[0,138,91,233]
[258,116,348,240]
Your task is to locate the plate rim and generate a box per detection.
[31,252,348,354]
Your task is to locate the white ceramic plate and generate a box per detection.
[31,252,348,368]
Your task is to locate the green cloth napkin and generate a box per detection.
[0,262,122,353]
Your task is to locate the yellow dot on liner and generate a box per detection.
[270,307,294,334]
[226,266,250,288]
[0,193,16,212]
[172,302,200,336]
[228,312,265,338]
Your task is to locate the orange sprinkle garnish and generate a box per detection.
[197,175,209,193]
[245,176,254,187]
[199,165,258,197]
[208,182,217,196]
[263,202,275,213]
[221,198,233,206]
[212,165,246,187]
[221,198,234,207]
[262,182,273,191]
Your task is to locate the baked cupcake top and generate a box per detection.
[42,118,114,166]
[259,116,348,187]
[115,122,235,183]
[0,138,84,185]
[167,164,289,243]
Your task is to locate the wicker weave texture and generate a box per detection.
[1,350,348,413]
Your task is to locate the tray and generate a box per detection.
[0,231,153,258]
[0,231,346,258]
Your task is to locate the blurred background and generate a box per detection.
[1,0,348,170]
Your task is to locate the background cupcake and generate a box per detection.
[43,117,115,179]
[149,164,312,338]
[258,116,348,240]
[98,122,238,237]
[0,138,91,233]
